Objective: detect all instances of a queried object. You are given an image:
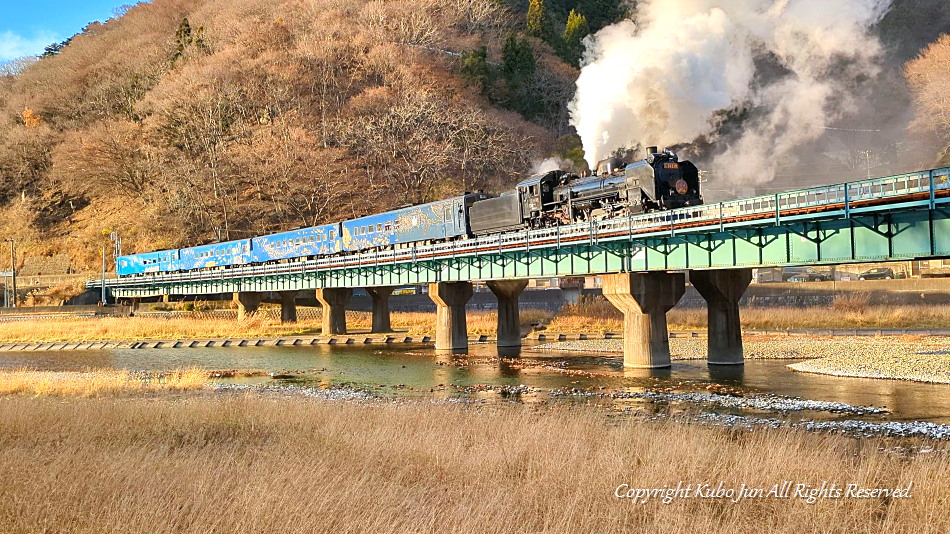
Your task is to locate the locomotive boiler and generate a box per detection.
[468,146,703,235]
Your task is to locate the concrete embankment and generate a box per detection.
[0,333,501,352]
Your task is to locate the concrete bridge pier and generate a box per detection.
[690,269,752,365]
[486,279,529,348]
[365,286,396,333]
[602,272,685,368]
[234,292,262,321]
[315,288,352,334]
[279,291,299,324]
[429,281,473,351]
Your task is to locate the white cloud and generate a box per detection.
[0,30,60,62]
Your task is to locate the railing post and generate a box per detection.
[774,193,780,225]
[844,182,850,219]
[718,203,723,232]
[930,170,936,209]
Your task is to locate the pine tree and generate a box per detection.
[501,34,540,118]
[502,34,535,88]
[460,46,490,95]
[174,18,206,61]
[526,0,545,38]
[562,9,590,65]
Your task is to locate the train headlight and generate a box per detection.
[675,179,688,195]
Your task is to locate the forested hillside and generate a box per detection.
[0,0,623,269]
[0,0,946,272]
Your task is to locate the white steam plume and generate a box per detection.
[569,0,892,184]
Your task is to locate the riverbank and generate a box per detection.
[547,299,950,332]
[0,309,552,343]
[0,368,208,396]
[0,393,946,533]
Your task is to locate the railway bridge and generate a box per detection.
[90,167,950,368]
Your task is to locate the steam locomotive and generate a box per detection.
[469,146,702,235]
[117,147,702,276]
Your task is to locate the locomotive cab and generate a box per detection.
[625,147,703,211]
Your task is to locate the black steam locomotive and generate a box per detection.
[469,147,702,235]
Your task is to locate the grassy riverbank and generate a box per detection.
[0,369,208,396]
[547,296,950,333]
[0,309,553,343]
[0,394,946,533]
[0,298,947,344]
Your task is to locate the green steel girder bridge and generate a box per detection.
[89,167,950,368]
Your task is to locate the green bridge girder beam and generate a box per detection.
[104,206,950,299]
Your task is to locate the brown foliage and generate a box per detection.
[905,34,950,164]
[0,0,555,269]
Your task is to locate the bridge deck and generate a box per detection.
[92,167,950,298]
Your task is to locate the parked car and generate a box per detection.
[858,267,894,280]
[788,271,831,282]
[782,267,831,282]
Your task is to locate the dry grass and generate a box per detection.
[546,295,950,333]
[0,309,554,342]
[366,308,553,335]
[0,315,317,342]
[0,395,946,533]
[0,368,207,397]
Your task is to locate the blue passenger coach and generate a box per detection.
[177,239,252,271]
[341,194,489,252]
[116,249,180,276]
[251,223,342,262]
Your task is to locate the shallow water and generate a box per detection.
[3,342,950,423]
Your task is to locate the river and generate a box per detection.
[3,341,950,426]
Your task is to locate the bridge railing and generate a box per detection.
[90,167,950,289]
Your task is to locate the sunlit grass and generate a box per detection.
[0,396,946,532]
[0,309,555,342]
[545,295,950,333]
[0,368,208,397]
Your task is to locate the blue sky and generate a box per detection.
[0,0,130,61]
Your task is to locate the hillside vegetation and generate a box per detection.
[0,0,606,269]
[0,0,947,273]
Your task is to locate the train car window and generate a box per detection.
[330,230,337,239]
[385,223,392,232]
[376,223,382,232]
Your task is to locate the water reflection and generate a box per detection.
[708,365,745,382]
[622,366,673,380]
[1,341,950,423]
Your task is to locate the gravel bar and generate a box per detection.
[534,336,950,383]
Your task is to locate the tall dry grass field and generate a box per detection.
[0,309,554,343]
[547,296,950,332]
[0,395,946,533]
[0,369,207,396]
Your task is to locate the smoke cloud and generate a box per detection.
[569,0,893,184]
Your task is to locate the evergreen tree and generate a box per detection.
[460,46,490,95]
[577,0,626,32]
[526,0,545,38]
[502,34,535,89]
[41,37,72,57]
[174,18,206,61]
[501,34,542,118]
[562,9,590,65]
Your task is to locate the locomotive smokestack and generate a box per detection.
[646,146,658,155]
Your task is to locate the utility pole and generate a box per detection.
[4,239,15,308]
[101,245,107,305]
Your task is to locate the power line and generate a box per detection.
[823,126,883,132]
